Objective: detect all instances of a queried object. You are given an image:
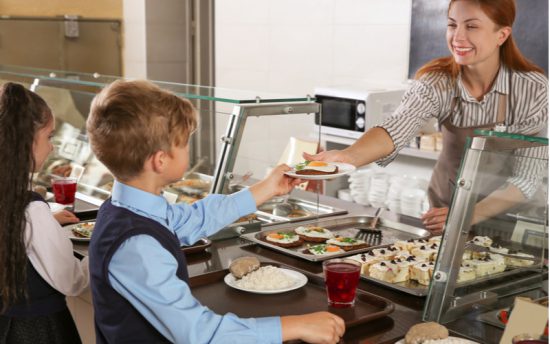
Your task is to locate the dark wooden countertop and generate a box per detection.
[71,189,513,343]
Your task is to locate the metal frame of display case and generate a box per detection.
[423,132,548,333]
[211,101,320,194]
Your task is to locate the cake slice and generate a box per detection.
[409,261,435,285]
[347,252,382,275]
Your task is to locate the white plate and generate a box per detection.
[63,221,95,242]
[285,162,356,180]
[224,267,308,294]
[395,337,479,344]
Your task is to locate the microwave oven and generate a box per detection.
[314,85,407,139]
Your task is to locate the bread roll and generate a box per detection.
[405,322,448,344]
[229,256,261,279]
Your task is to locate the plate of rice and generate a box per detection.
[224,265,308,294]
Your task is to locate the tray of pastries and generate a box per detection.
[346,235,543,296]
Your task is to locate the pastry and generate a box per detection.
[468,235,493,247]
[404,322,449,344]
[369,260,406,283]
[462,256,506,277]
[411,243,439,261]
[457,265,476,283]
[294,225,334,242]
[504,251,535,267]
[409,261,435,285]
[347,252,383,275]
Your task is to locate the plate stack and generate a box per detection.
[367,172,389,208]
[348,169,374,205]
[400,188,427,217]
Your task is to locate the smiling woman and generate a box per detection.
[304,0,548,234]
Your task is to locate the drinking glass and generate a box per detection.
[323,258,361,308]
[52,177,77,210]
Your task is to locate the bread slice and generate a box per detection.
[229,256,260,279]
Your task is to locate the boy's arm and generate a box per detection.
[169,189,257,245]
[108,235,282,343]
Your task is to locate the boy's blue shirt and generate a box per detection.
[107,181,282,343]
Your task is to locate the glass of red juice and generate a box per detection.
[52,177,77,209]
[323,258,361,308]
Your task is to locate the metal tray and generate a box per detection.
[256,197,348,226]
[240,215,430,262]
[181,238,212,254]
[189,262,394,328]
[365,261,545,297]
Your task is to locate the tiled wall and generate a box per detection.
[214,0,436,182]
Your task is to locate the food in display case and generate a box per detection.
[294,225,335,242]
[265,232,303,248]
[242,215,430,262]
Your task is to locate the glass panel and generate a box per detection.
[424,134,548,343]
[0,65,312,104]
[0,65,320,208]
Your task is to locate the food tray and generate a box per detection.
[240,215,429,262]
[256,197,348,226]
[188,263,394,327]
[181,238,212,254]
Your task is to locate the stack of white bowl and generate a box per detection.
[348,169,374,205]
[386,176,405,214]
[400,188,427,217]
[367,172,389,208]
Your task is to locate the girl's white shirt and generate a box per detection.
[24,201,89,296]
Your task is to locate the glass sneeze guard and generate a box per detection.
[0,65,320,208]
[423,131,548,343]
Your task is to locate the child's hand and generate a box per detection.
[281,312,345,344]
[249,164,303,206]
[54,210,80,225]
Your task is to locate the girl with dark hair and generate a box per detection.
[306,0,547,233]
[0,82,89,344]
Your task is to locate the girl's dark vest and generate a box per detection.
[3,192,67,317]
[89,199,189,344]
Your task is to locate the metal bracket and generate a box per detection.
[220,136,233,144]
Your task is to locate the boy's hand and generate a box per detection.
[281,312,345,344]
[249,164,303,206]
[54,210,80,225]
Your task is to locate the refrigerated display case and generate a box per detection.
[423,131,548,343]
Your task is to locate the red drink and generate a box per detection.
[52,178,77,205]
[323,259,361,308]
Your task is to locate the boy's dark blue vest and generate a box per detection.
[3,192,67,317]
[89,199,189,344]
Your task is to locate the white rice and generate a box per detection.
[234,265,296,290]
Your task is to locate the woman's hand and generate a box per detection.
[421,207,448,234]
[53,210,80,225]
[249,164,303,206]
[281,311,345,344]
[303,150,352,165]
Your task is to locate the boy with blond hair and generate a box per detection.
[86,80,345,344]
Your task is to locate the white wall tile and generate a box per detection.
[268,0,333,25]
[333,0,411,25]
[216,0,269,25]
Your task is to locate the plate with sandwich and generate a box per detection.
[64,221,95,242]
[285,161,356,180]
